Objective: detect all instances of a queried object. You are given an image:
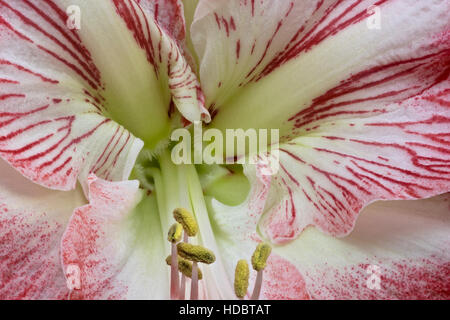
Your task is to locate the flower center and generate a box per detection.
[129,148,233,298]
[130,147,270,299]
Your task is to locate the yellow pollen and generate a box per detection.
[166,255,203,280]
[251,243,272,271]
[173,208,198,237]
[177,243,216,264]
[167,223,183,243]
[234,260,249,298]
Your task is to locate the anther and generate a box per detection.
[168,223,183,243]
[234,260,250,299]
[177,243,216,264]
[173,208,199,237]
[251,243,272,271]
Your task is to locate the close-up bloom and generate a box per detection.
[0,0,449,300]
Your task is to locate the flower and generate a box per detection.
[0,0,449,300]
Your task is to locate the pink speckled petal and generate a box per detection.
[60,175,169,299]
[0,158,86,299]
[277,194,450,299]
[258,253,310,300]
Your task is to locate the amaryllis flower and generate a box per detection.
[0,0,449,300]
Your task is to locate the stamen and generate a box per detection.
[167,223,183,300]
[177,243,216,264]
[251,243,272,300]
[177,243,215,301]
[234,260,250,299]
[166,255,203,280]
[173,208,198,237]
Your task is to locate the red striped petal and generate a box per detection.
[257,84,450,242]
[135,0,186,42]
[191,0,449,136]
[0,0,208,191]
[139,0,200,70]
[191,0,450,242]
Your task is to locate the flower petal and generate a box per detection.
[136,0,186,42]
[276,194,450,299]
[0,157,86,299]
[80,0,209,125]
[191,0,449,137]
[256,84,450,242]
[61,175,169,299]
[0,0,208,191]
[138,0,201,72]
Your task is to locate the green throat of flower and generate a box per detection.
[129,146,268,299]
